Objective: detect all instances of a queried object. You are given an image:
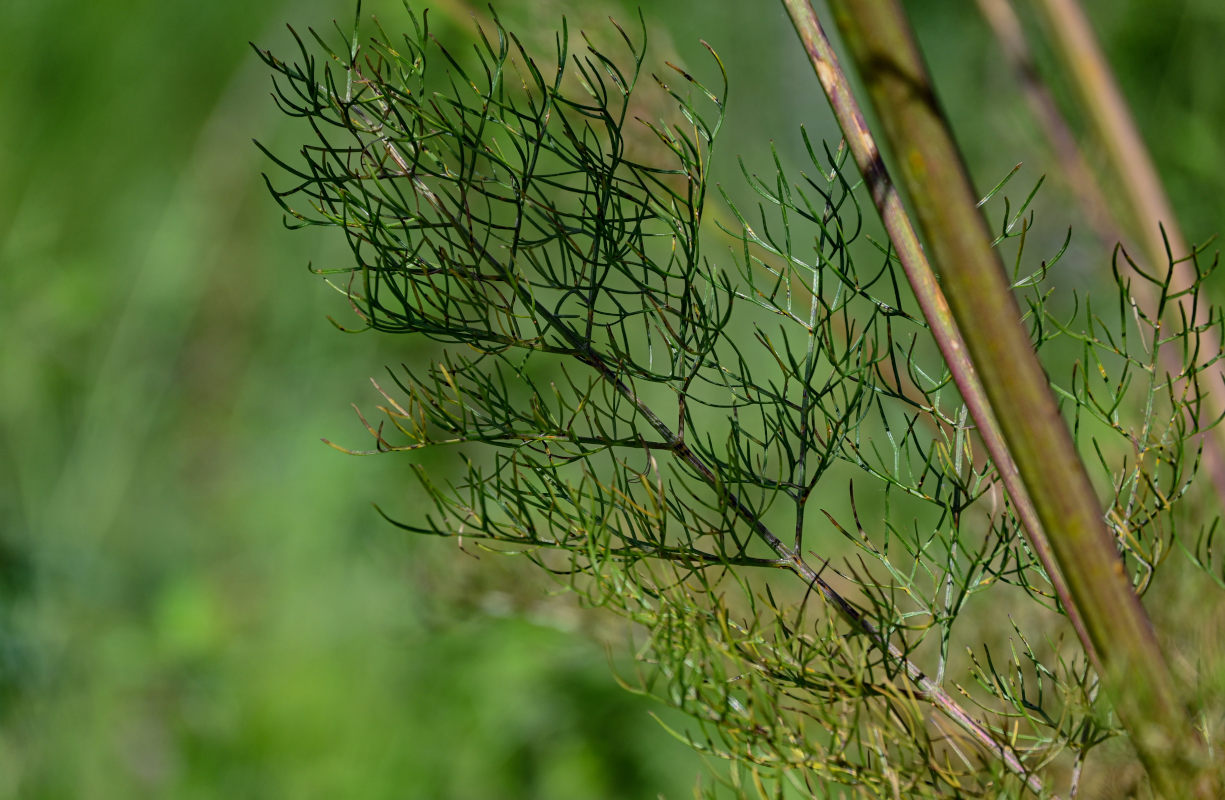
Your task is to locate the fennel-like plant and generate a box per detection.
[256,4,1224,796]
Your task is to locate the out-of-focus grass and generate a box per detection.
[0,1,720,796]
[0,0,1221,797]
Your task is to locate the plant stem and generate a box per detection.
[1030,0,1188,276]
[775,1,1069,791]
[1031,0,1225,509]
[815,0,1214,795]
[973,0,1122,253]
[778,0,1086,653]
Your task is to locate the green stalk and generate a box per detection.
[1027,0,1225,508]
[973,0,1122,253]
[814,0,1214,795]
[1030,0,1189,278]
[781,2,1070,792]
[779,0,1089,691]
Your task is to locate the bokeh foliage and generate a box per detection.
[0,1,713,797]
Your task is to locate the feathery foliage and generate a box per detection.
[256,5,1224,796]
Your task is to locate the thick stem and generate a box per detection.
[778,1,1067,792]
[779,0,1087,653]
[816,0,1214,796]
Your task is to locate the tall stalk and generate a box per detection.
[810,0,1214,795]
[973,0,1122,253]
[778,0,1090,680]
[1026,0,1225,508]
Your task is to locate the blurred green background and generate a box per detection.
[1,1,1221,797]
